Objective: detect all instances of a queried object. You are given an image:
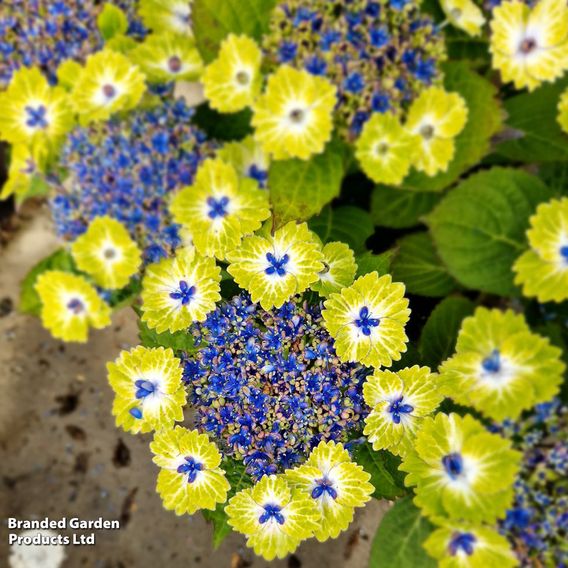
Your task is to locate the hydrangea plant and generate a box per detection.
[3,0,568,565]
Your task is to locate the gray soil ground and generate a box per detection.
[0,205,389,568]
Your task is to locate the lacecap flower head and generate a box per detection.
[0,67,73,159]
[400,412,521,523]
[439,308,564,421]
[217,135,271,188]
[35,271,111,343]
[440,0,486,37]
[131,32,203,84]
[141,248,221,333]
[150,427,230,515]
[285,441,374,542]
[49,97,215,263]
[107,346,186,434]
[355,113,419,186]
[405,86,468,177]
[71,50,146,124]
[490,0,568,91]
[262,0,447,141]
[170,158,271,259]
[185,293,370,480]
[71,216,142,290]
[0,0,143,88]
[311,242,357,297]
[202,34,263,113]
[139,0,194,36]
[225,474,320,561]
[322,272,410,368]
[423,521,518,568]
[513,197,568,303]
[363,366,443,456]
[227,222,324,310]
[251,65,337,161]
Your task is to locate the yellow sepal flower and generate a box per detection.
[252,65,337,160]
[490,0,568,91]
[440,0,486,37]
[35,271,111,343]
[139,0,194,37]
[107,346,186,434]
[150,427,230,514]
[71,216,142,290]
[202,34,263,113]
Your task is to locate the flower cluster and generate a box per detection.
[0,0,143,89]
[184,293,370,480]
[49,97,215,263]
[262,0,447,141]
[494,400,568,567]
[514,197,568,303]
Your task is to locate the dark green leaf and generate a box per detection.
[400,62,502,192]
[309,206,374,253]
[352,444,407,501]
[270,141,345,227]
[192,104,252,141]
[369,496,435,568]
[391,232,456,297]
[427,167,553,296]
[193,0,277,63]
[138,319,197,353]
[496,75,568,163]
[419,296,475,369]
[19,249,75,316]
[356,250,395,278]
[371,186,442,229]
[97,3,128,41]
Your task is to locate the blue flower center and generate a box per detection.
[442,452,464,480]
[388,396,414,424]
[248,164,268,186]
[449,532,476,556]
[135,379,155,399]
[129,407,143,420]
[67,298,85,314]
[207,196,230,219]
[481,349,501,373]
[560,245,568,262]
[177,456,204,483]
[170,280,196,305]
[265,252,290,277]
[259,504,285,525]
[25,105,48,129]
[354,306,380,336]
[102,84,116,99]
[311,477,338,500]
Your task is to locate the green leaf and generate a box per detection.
[419,296,475,369]
[138,319,197,353]
[269,141,345,227]
[496,75,568,163]
[97,3,128,41]
[371,186,442,229]
[369,497,435,568]
[192,104,253,141]
[202,460,253,548]
[538,162,568,197]
[427,167,553,296]
[400,62,502,192]
[391,232,456,297]
[19,249,75,316]
[356,250,394,278]
[309,205,374,253]
[352,444,407,501]
[193,0,277,63]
